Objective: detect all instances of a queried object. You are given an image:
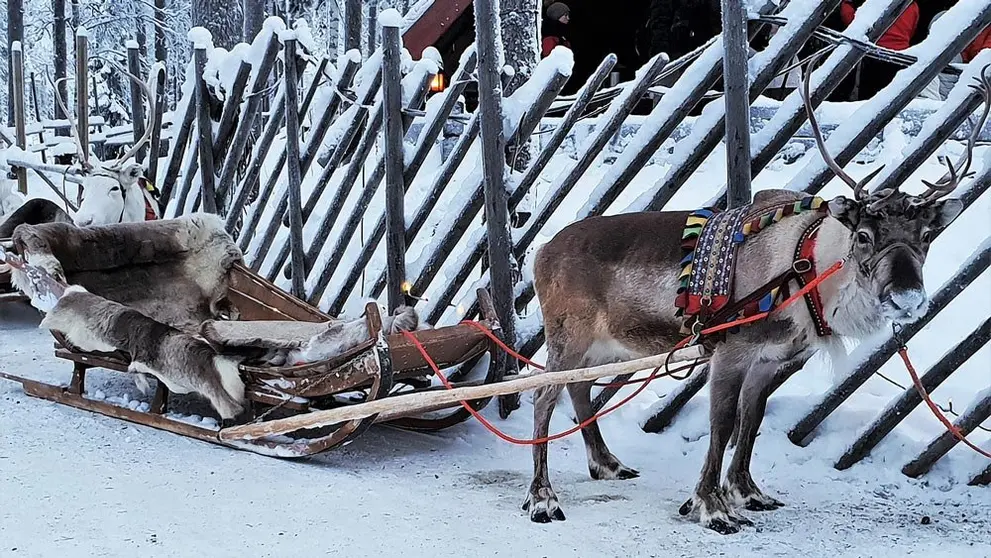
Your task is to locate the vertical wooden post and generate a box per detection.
[29,72,46,163]
[53,0,68,135]
[473,0,517,356]
[381,17,407,312]
[344,0,362,53]
[126,40,147,163]
[721,0,752,209]
[282,33,306,299]
[194,45,218,214]
[147,66,167,186]
[367,3,379,57]
[11,42,29,195]
[75,27,90,168]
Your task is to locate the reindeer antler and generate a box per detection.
[919,64,991,203]
[801,49,879,201]
[99,57,165,169]
[50,74,93,172]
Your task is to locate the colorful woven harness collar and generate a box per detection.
[675,195,833,338]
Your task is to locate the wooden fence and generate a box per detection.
[4,0,989,484]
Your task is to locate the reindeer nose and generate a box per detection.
[887,289,929,318]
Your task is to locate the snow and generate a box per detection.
[125,39,140,50]
[11,41,21,52]
[277,29,298,43]
[186,27,214,50]
[379,8,405,29]
[75,26,89,38]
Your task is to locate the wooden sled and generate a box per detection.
[0,261,511,458]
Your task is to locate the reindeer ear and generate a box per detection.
[929,198,964,230]
[827,195,860,231]
[119,163,144,186]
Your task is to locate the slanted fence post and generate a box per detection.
[721,0,752,209]
[11,42,29,195]
[194,43,217,214]
[381,17,408,312]
[282,33,306,299]
[127,40,148,164]
[473,0,517,359]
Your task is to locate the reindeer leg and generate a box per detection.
[567,381,639,480]
[682,351,751,534]
[523,384,566,523]
[726,354,808,512]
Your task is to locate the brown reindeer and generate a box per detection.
[525,61,987,531]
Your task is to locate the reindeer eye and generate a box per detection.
[921,230,933,243]
[856,231,872,245]
[110,186,121,192]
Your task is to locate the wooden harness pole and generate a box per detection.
[219,345,706,441]
[721,0,752,209]
[381,16,408,312]
[473,0,518,364]
[11,42,28,195]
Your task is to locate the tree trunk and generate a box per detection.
[7,0,25,126]
[193,0,244,49]
[243,0,265,43]
[325,0,341,56]
[499,0,539,171]
[343,0,361,53]
[53,0,68,135]
[154,0,167,63]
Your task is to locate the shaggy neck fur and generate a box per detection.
[813,216,890,340]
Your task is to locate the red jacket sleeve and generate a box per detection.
[840,3,855,27]
[541,36,558,58]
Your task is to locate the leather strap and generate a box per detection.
[794,216,832,337]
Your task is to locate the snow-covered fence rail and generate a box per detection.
[146,3,990,482]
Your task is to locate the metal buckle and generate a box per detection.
[692,319,704,336]
[700,295,712,308]
[793,258,813,274]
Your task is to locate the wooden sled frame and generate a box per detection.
[1,261,510,458]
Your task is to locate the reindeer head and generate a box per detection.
[74,163,146,226]
[802,55,984,323]
[54,61,163,227]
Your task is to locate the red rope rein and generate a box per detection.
[898,347,991,459]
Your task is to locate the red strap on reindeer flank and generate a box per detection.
[795,217,832,337]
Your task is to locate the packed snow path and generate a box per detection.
[1,303,988,557]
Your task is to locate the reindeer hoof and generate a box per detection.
[523,488,566,523]
[706,517,740,535]
[498,393,521,419]
[679,498,694,516]
[589,455,639,481]
[745,496,784,512]
[220,418,236,429]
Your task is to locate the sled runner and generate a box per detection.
[0,216,512,458]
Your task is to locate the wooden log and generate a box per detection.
[902,388,991,478]
[211,59,252,182]
[381,23,407,312]
[473,0,516,360]
[283,36,306,299]
[173,138,200,217]
[344,0,361,53]
[11,42,28,195]
[214,33,281,212]
[748,0,909,177]
[425,54,666,325]
[126,41,147,163]
[75,28,90,169]
[399,68,569,321]
[721,0,752,209]
[29,72,46,163]
[789,237,991,446]
[298,57,330,126]
[834,317,991,471]
[791,1,991,196]
[147,66,168,186]
[298,53,362,180]
[219,345,706,441]
[194,46,218,214]
[158,87,197,212]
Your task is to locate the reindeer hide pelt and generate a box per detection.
[11,213,242,331]
[42,286,246,419]
[0,198,73,239]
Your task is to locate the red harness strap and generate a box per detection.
[794,216,832,337]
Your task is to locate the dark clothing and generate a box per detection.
[541,18,571,58]
[648,0,722,61]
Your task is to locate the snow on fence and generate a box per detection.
[6,0,987,483]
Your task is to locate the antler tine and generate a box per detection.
[801,49,865,199]
[921,64,991,202]
[50,74,92,171]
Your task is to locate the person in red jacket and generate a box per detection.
[841,0,920,99]
[541,2,571,58]
[963,26,991,63]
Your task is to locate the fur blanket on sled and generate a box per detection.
[10,213,427,420]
